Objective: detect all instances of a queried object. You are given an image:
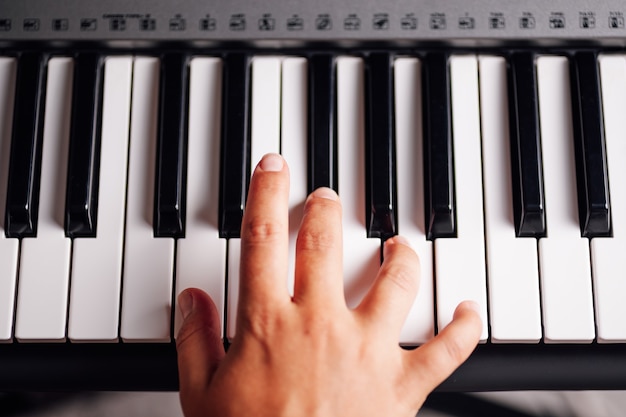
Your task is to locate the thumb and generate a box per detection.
[404,301,482,397]
[176,288,226,392]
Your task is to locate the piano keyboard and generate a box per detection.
[2,48,626,390]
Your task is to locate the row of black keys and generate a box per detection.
[4,50,610,242]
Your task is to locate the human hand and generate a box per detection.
[176,153,482,417]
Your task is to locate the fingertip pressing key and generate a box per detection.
[386,235,410,246]
[383,235,412,257]
[307,187,339,202]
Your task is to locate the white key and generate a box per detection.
[536,56,595,343]
[67,57,132,342]
[15,58,73,342]
[120,57,175,342]
[592,55,626,342]
[227,57,282,340]
[394,57,434,344]
[281,57,308,295]
[434,55,488,342]
[479,56,542,343]
[336,57,380,308]
[226,239,241,340]
[251,57,282,155]
[174,57,226,339]
[0,57,18,342]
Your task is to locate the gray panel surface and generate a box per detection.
[1,0,626,44]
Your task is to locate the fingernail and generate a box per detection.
[178,291,194,320]
[310,187,339,201]
[259,153,284,172]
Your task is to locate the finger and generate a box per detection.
[404,301,482,398]
[356,236,419,337]
[176,288,226,392]
[239,153,291,311]
[293,187,344,305]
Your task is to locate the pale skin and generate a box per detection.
[176,153,483,417]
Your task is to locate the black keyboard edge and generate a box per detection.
[1,343,626,391]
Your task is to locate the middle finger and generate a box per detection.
[293,187,344,306]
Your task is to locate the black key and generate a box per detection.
[5,53,47,238]
[308,54,337,193]
[365,52,396,239]
[422,53,455,240]
[154,53,189,238]
[65,53,104,238]
[507,52,546,237]
[219,53,251,238]
[569,51,611,237]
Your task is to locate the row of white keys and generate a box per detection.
[336,57,381,309]
[227,56,282,340]
[536,56,595,343]
[174,58,226,338]
[435,55,488,342]
[67,57,133,342]
[120,57,175,342]
[478,56,542,343]
[592,55,626,342]
[393,57,435,344]
[0,57,18,342]
[15,58,73,342]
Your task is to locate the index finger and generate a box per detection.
[238,154,291,318]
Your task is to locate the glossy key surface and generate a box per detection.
[5,53,47,237]
[569,51,611,238]
[507,52,546,237]
[0,57,18,342]
[154,53,188,238]
[219,54,250,238]
[365,52,396,239]
[65,53,104,238]
[308,54,337,193]
[422,53,455,240]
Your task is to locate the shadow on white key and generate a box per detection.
[120,58,174,343]
[536,56,594,343]
[15,58,73,342]
[336,57,380,308]
[592,55,626,342]
[394,57,434,345]
[174,57,226,339]
[434,56,488,342]
[68,57,132,342]
[0,57,18,342]
[227,56,282,340]
[479,56,541,343]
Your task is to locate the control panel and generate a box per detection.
[1,0,625,43]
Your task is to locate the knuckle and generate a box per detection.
[296,227,336,253]
[242,216,285,244]
[176,322,212,351]
[238,306,284,339]
[443,337,467,364]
